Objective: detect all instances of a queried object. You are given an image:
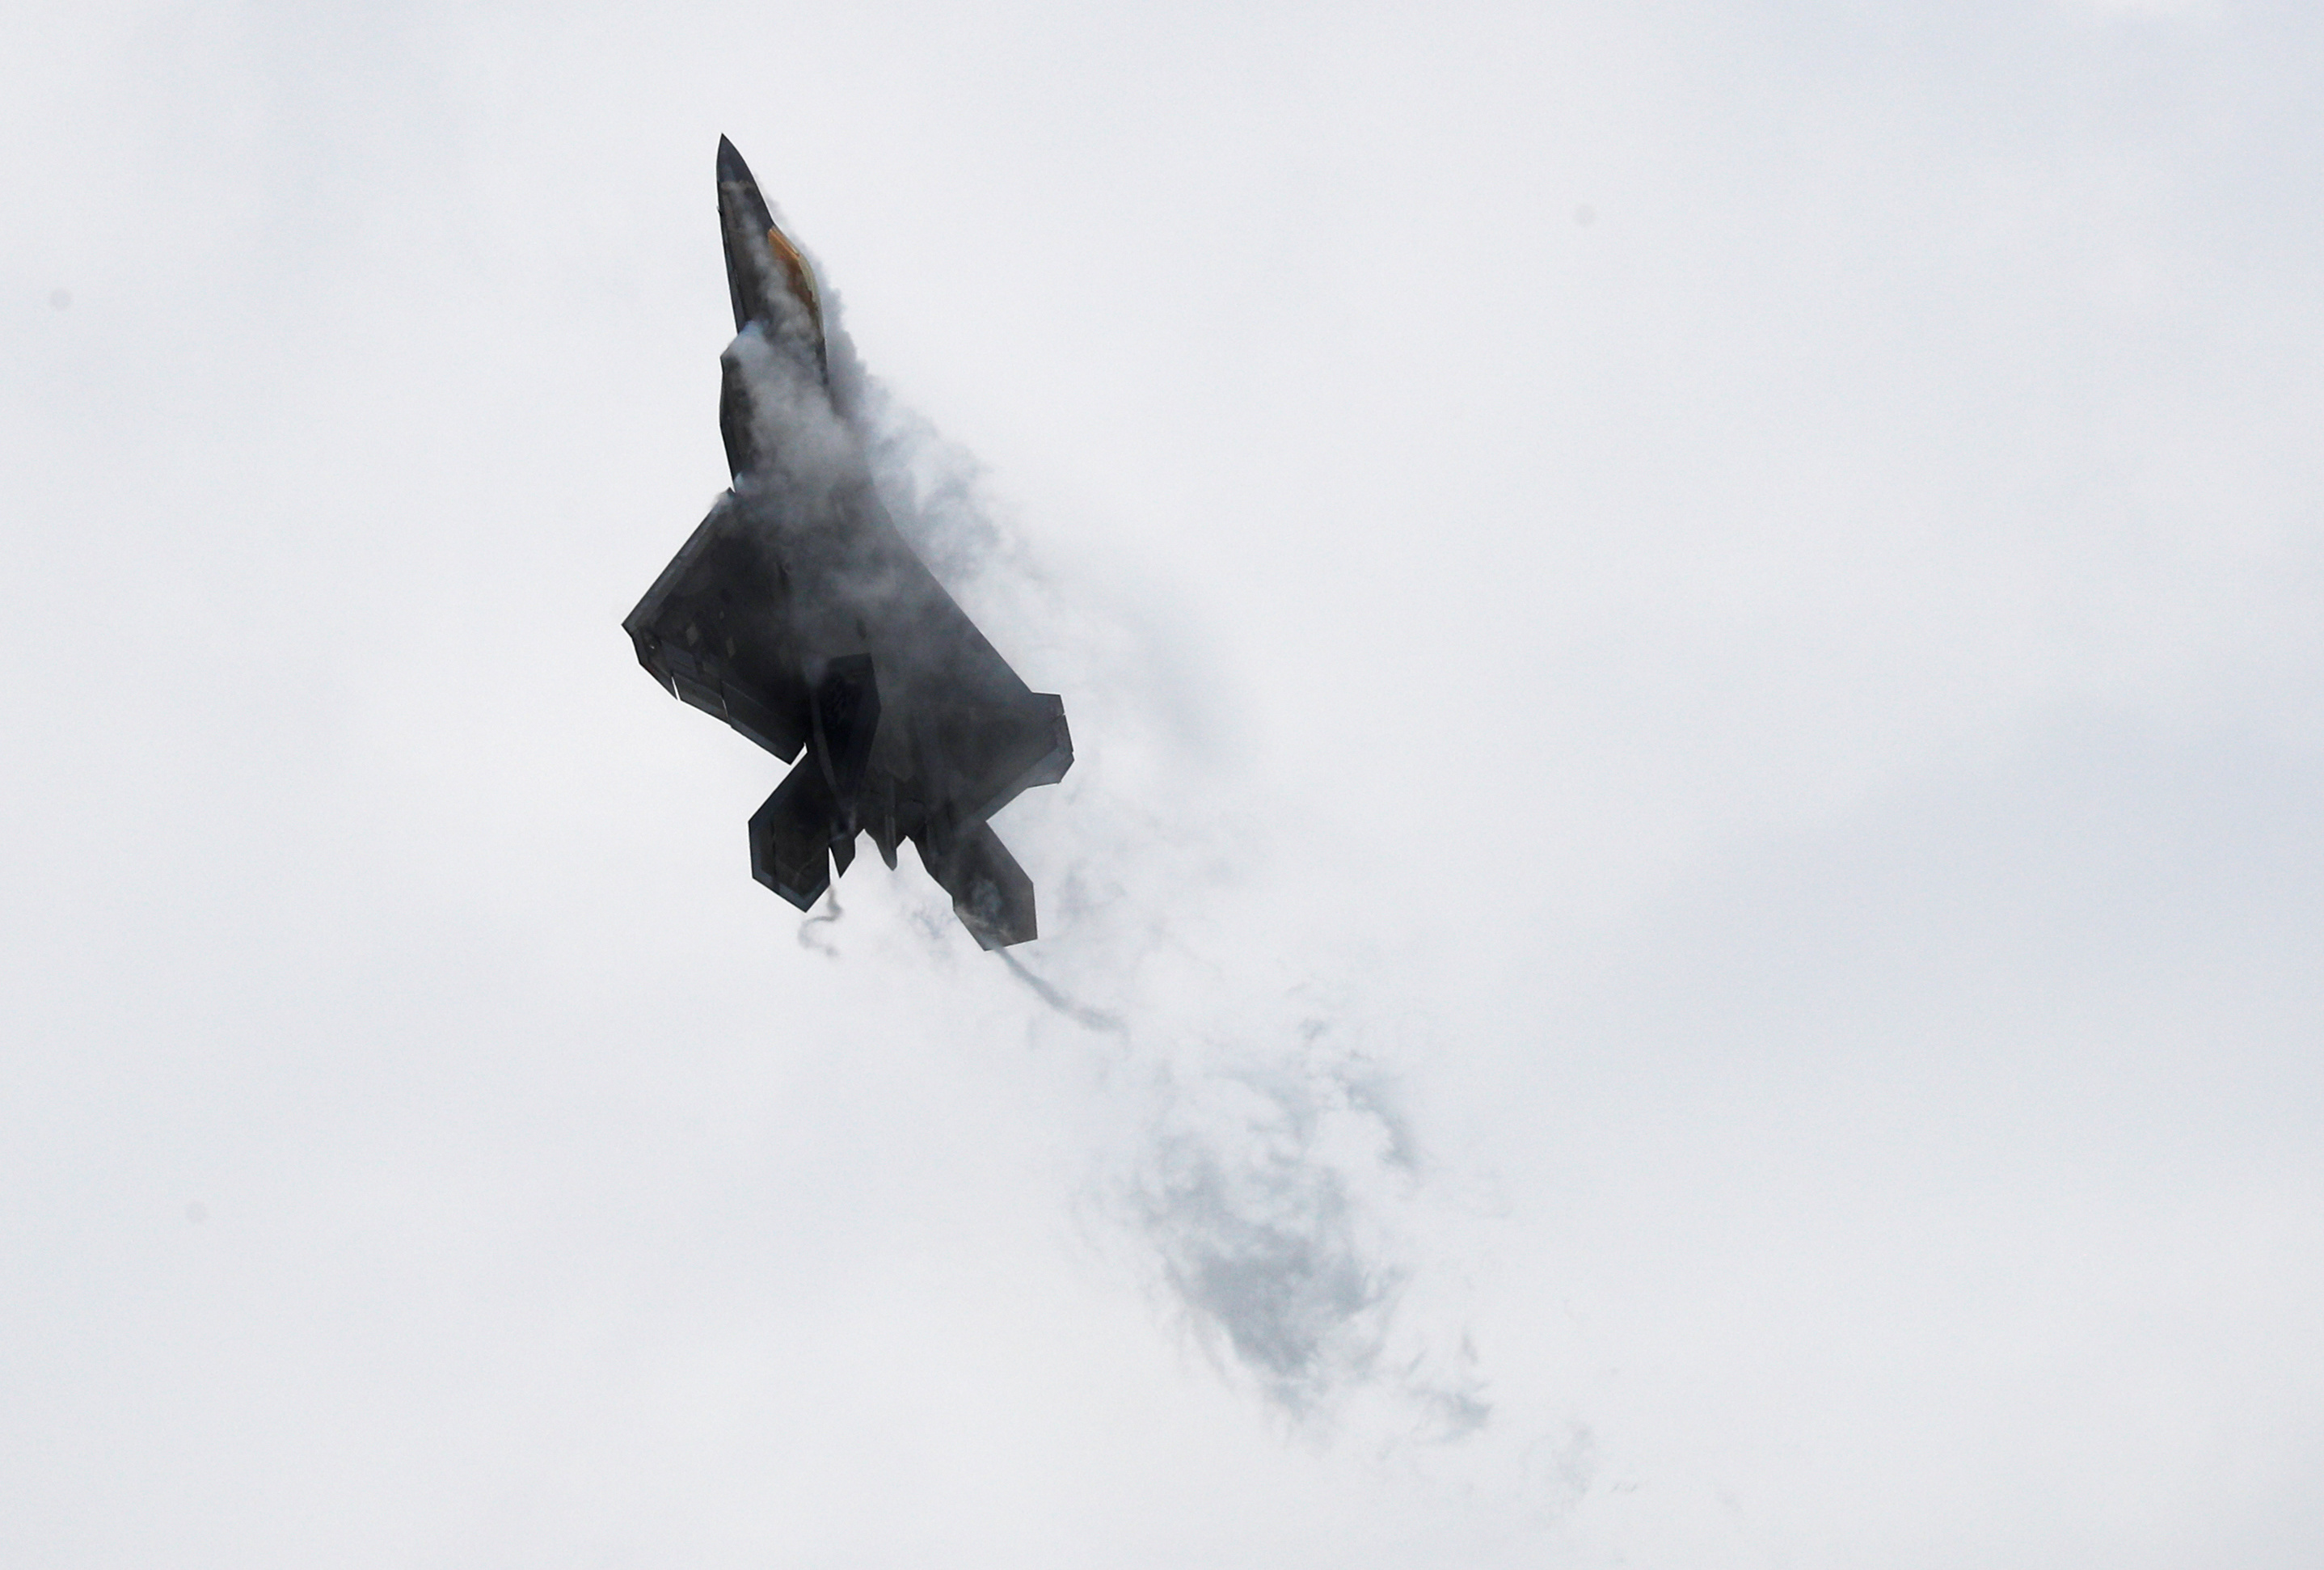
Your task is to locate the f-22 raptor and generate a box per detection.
[624,139,1072,947]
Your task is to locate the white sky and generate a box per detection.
[6,1,2322,1565]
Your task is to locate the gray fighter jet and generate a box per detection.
[623,138,1072,947]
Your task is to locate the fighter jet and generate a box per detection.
[623,138,1072,948]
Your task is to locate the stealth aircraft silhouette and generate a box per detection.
[624,139,1072,947]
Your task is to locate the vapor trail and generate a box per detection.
[811,299,1495,1441]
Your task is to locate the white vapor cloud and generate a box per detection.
[828,326,1500,1436]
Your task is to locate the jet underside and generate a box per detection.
[623,138,1070,948]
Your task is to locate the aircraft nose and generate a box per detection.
[716,135,751,189]
[713,137,827,373]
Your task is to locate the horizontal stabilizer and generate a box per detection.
[749,757,837,910]
[925,821,1036,950]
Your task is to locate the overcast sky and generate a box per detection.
[6,0,2322,1565]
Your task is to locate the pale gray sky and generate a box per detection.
[6,1,2321,1565]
